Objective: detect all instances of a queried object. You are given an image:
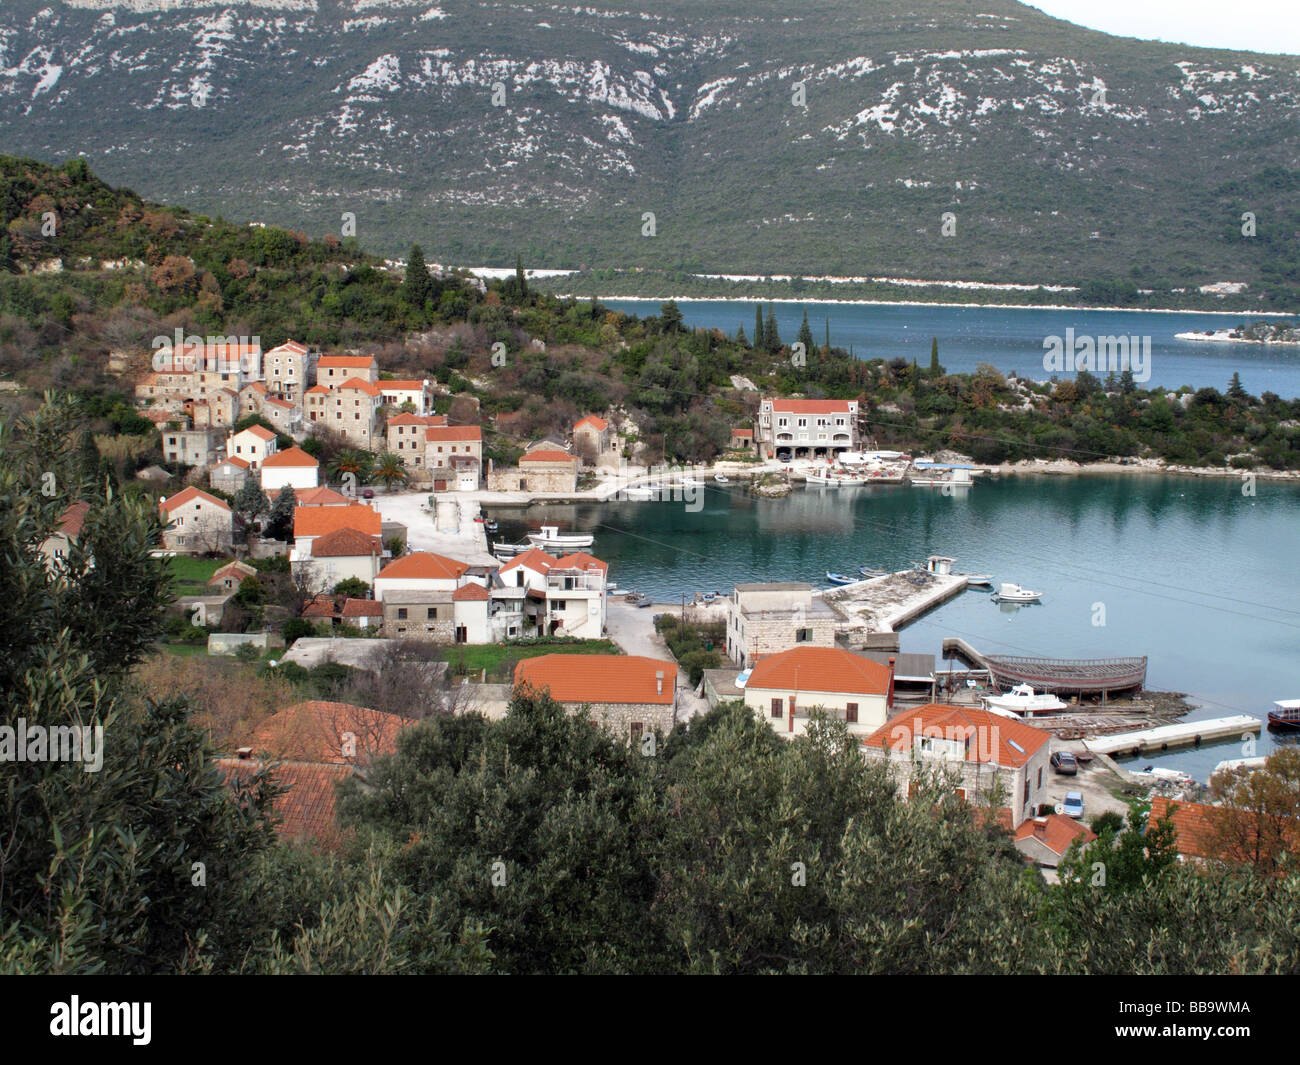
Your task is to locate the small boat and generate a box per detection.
[635,594,654,608]
[701,591,718,603]
[910,466,975,488]
[483,519,499,533]
[1268,699,1300,732]
[826,572,857,585]
[982,683,1068,716]
[806,470,841,487]
[491,541,530,559]
[735,668,752,689]
[714,474,730,484]
[962,574,993,587]
[526,524,595,550]
[991,582,1042,603]
[858,566,888,578]
[624,486,653,501]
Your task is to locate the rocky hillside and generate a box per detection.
[2,0,1298,295]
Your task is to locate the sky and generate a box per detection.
[1026,0,1300,55]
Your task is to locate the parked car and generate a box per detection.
[1050,751,1079,775]
[1063,791,1084,819]
[361,487,375,499]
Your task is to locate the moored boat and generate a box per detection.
[491,540,530,559]
[1268,699,1300,731]
[526,524,595,550]
[991,582,1042,603]
[714,474,730,484]
[826,571,856,585]
[858,565,888,578]
[981,684,1068,717]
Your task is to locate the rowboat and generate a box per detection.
[858,566,888,578]
[826,572,857,585]
[491,541,530,559]
[1267,700,1300,732]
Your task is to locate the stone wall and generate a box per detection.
[574,700,676,741]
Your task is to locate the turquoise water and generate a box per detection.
[603,300,1300,398]
[493,473,1300,778]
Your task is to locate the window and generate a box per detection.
[427,607,438,619]
[1023,777,1030,805]
[845,702,858,724]
[770,699,782,719]
[630,722,643,746]
[552,600,567,611]
[795,628,813,642]
[397,608,408,620]
[1037,767,1042,789]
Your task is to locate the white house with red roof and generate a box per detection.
[861,705,1053,827]
[496,547,609,639]
[743,646,893,738]
[378,378,434,415]
[261,445,320,492]
[300,526,384,592]
[758,397,859,460]
[159,486,233,553]
[210,455,251,494]
[226,425,278,470]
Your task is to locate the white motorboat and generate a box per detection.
[910,466,974,488]
[962,574,994,587]
[714,474,730,484]
[981,683,1067,716]
[491,541,530,559]
[526,524,595,550]
[991,582,1042,603]
[806,471,842,487]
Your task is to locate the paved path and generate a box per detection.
[605,599,711,724]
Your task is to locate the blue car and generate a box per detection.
[1063,791,1085,819]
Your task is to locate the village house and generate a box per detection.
[757,398,859,461]
[297,526,384,593]
[1013,814,1097,869]
[487,447,579,493]
[315,354,379,389]
[263,340,317,403]
[373,551,477,642]
[261,445,320,492]
[208,559,257,594]
[41,500,91,572]
[249,699,411,767]
[860,704,1053,829]
[423,426,483,490]
[378,378,435,414]
[162,427,223,469]
[729,427,754,451]
[189,388,240,429]
[209,455,251,494]
[291,502,381,550]
[304,377,383,448]
[743,646,893,738]
[497,547,609,639]
[386,412,448,462]
[572,414,613,464]
[159,486,233,553]
[295,486,352,507]
[514,654,678,742]
[226,425,278,470]
[725,582,838,667]
[218,755,352,850]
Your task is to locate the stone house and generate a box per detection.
[725,582,838,667]
[514,654,678,742]
[572,414,612,464]
[210,455,251,494]
[860,705,1052,829]
[263,340,317,403]
[315,355,378,389]
[41,500,91,572]
[487,448,579,493]
[208,559,257,594]
[304,377,382,448]
[757,398,859,460]
[159,486,233,553]
[226,425,278,470]
[162,427,223,469]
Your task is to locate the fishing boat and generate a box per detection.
[826,572,857,585]
[526,524,595,550]
[982,684,1069,717]
[491,540,530,559]
[991,582,1042,603]
[635,594,654,608]
[858,566,888,578]
[701,591,718,603]
[1268,699,1300,732]
[806,471,842,487]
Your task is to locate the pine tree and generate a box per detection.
[797,309,814,353]
[754,305,765,352]
[735,325,748,346]
[1227,372,1248,400]
[929,337,943,377]
[404,243,432,308]
[765,303,781,353]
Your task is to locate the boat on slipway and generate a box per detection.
[981,684,1069,718]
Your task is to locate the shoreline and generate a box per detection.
[1174,330,1300,345]
[558,293,1298,317]
[991,458,1300,482]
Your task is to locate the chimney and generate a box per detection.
[887,656,896,711]
[1033,817,1048,838]
[236,747,253,760]
[655,670,664,695]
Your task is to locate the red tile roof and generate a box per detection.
[375,551,469,582]
[340,597,384,617]
[318,355,377,368]
[217,456,251,470]
[574,414,609,432]
[731,427,754,437]
[235,425,277,441]
[209,560,256,585]
[552,551,608,576]
[498,547,557,576]
[295,486,351,506]
[267,340,309,355]
[766,399,855,414]
[249,699,408,765]
[380,379,429,390]
[387,413,447,427]
[515,654,676,706]
[426,425,481,442]
[159,485,230,514]
[520,449,577,464]
[746,646,890,696]
[860,704,1050,768]
[293,504,381,539]
[58,501,91,539]
[311,526,383,558]
[262,445,319,468]
[338,376,382,397]
[452,582,490,601]
[1015,814,1096,856]
[218,757,352,849]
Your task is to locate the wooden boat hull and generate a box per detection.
[983,654,1148,696]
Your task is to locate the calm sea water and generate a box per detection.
[493,473,1300,778]
[603,300,1300,399]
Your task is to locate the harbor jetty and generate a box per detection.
[1084,715,1261,757]
[824,569,969,652]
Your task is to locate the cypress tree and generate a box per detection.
[797,309,814,353]
[824,317,831,354]
[736,325,748,346]
[765,303,781,352]
[404,244,432,308]
[1227,372,1247,400]
[754,304,765,351]
[929,337,942,377]
[515,253,528,300]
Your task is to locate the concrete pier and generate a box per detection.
[823,571,969,652]
[1085,715,1261,757]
